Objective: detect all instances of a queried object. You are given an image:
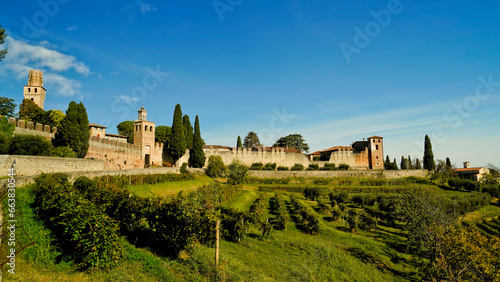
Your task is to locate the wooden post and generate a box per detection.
[215,220,220,268]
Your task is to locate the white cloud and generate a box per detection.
[110,71,118,76]
[0,37,90,97]
[114,95,139,105]
[138,1,156,14]
[66,26,78,31]
[4,37,89,76]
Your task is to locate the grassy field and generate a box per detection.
[4,175,499,281]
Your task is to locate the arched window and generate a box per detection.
[145,125,147,131]
[31,98,34,101]
[28,88,31,93]
[150,126,153,132]
[35,88,37,93]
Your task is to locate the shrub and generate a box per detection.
[313,178,331,185]
[303,186,321,201]
[320,163,336,170]
[8,134,53,156]
[262,162,277,170]
[180,162,189,173]
[345,209,358,231]
[220,207,249,242]
[227,159,248,185]
[338,164,350,170]
[329,191,349,204]
[272,193,289,230]
[249,162,263,170]
[307,164,319,170]
[290,163,304,171]
[289,195,320,235]
[50,146,77,158]
[205,155,226,177]
[277,166,289,171]
[0,132,10,154]
[358,210,377,230]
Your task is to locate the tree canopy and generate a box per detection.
[0,97,16,117]
[0,26,7,62]
[169,103,187,162]
[117,120,134,143]
[183,115,194,150]
[423,135,435,171]
[237,135,242,148]
[273,134,309,153]
[190,115,206,168]
[155,125,172,144]
[19,99,45,122]
[54,101,90,158]
[243,131,261,148]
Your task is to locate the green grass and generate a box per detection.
[126,175,216,197]
[222,189,260,211]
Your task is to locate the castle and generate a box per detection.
[16,69,384,170]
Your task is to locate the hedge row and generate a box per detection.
[289,195,320,235]
[33,174,124,271]
[92,173,195,189]
[272,192,289,230]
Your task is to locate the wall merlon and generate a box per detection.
[36,123,43,131]
[27,121,34,130]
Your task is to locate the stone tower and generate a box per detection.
[23,70,46,109]
[134,106,156,166]
[368,136,384,169]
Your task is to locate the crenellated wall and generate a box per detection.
[86,136,144,170]
[8,117,57,140]
[204,147,310,168]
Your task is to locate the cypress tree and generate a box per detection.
[237,136,242,148]
[182,115,194,150]
[384,155,391,169]
[415,158,422,169]
[54,101,89,158]
[408,155,413,169]
[423,135,435,171]
[190,115,206,168]
[400,156,408,169]
[170,104,187,162]
[393,158,399,170]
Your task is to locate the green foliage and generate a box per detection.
[0,131,10,153]
[345,209,358,231]
[170,104,187,162]
[307,163,319,170]
[155,125,171,144]
[54,101,90,158]
[0,96,16,117]
[206,155,226,178]
[423,135,435,171]
[408,155,413,169]
[277,166,289,171]
[19,98,45,122]
[49,146,77,158]
[190,115,206,168]
[273,134,310,153]
[249,162,263,170]
[400,156,408,169]
[33,174,124,271]
[117,120,134,143]
[219,207,249,242]
[243,131,260,148]
[290,163,304,171]
[358,210,377,230]
[9,134,53,156]
[0,25,6,61]
[289,195,320,235]
[227,159,248,185]
[338,163,350,170]
[262,162,277,170]
[243,177,291,184]
[320,163,335,170]
[0,115,15,136]
[415,158,422,169]
[182,115,194,150]
[236,135,242,148]
[180,162,189,173]
[329,191,349,204]
[249,195,268,224]
[47,109,65,128]
[303,186,321,201]
[271,193,289,230]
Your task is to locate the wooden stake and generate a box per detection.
[215,219,220,268]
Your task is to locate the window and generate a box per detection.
[376,156,379,159]
[145,125,147,131]
[28,88,31,92]
[375,145,379,150]
[35,88,37,93]
[31,98,34,101]
[150,126,153,132]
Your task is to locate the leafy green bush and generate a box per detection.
[338,164,350,170]
[329,191,349,204]
[262,162,277,170]
[50,146,77,158]
[180,162,189,173]
[249,195,268,224]
[358,210,377,230]
[313,178,331,185]
[205,155,226,177]
[306,164,319,170]
[243,177,291,184]
[220,207,249,242]
[289,195,320,235]
[227,159,248,185]
[249,162,263,170]
[277,166,289,171]
[320,163,336,170]
[33,174,124,271]
[9,134,53,156]
[272,192,289,230]
[0,132,10,154]
[303,186,321,201]
[291,163,304,171]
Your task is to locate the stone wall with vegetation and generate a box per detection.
[247,169,429,179]
[0,155,104,177]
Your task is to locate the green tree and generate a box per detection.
[273,134,310,153]
[0,132,9,154]
[423,135,435,171]
[190,115,206,168]
[0,116,15,137]
[415,158,422,169]
[227,159,248,185]
[47,110,65,128]
[19,99,45,122]
[117,120,134,143]
[237,135,242,148]
[393,158,399,170]
[182,115,194,150]
[384,155,391,169]
[50,146,77,158]
[243,131,261,148]
[0,26,7,62]
[54,101,90,158]
[206,155,226,177]
[169,103,187,162]
[401,156,408,169]
[408,155,413,169]
[445,157,452,172]
[9,134,53,156]
[0,97,16,117]
[155,125,171,144]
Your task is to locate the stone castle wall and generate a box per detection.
[204,147,311,168]
[86,137,144,170]
[8,117,56,140]
[247,169,429,179]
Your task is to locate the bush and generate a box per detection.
[0,132,10,154]
[329,191,349,204]
[358,210,377,230]
[262,163,277,170]
[338,164,350,170]
[220,207,249,242]
[49,146,77,158]
[291,163,304,171]
[227,159,248,185]
[277,166,289,171]
[320,163,336,170]
[303,186,321,201]
[205,155,226,177]
[313,178,331,185]
[8,134,53,156]
[307,164,319,170]
[249,162,263,170]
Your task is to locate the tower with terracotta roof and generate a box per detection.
[367,136,384,169]
[134,106,156,166]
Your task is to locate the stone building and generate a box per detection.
[453,161,490,181]
[316,136,384,169]
[23,69,46,109]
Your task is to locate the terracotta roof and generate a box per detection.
[308,151,322,156]
[105,133,128,138]
[89,123,107,128]
[368,136,383,139]
[203,145,232,150]
[322,146,354,152]
[453,167,484,172]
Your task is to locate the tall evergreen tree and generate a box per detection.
[54,101,89,158]
[415,158,422,169]
[393,158,399,170]
[401,156,408,169]
[190,115,206,168]
[169,104,187,162]
[237,136,242,149]
[408,155,413,169]
[384,155,391,169]
[423,135,435,171]
[182,115,194,150]
[0,26,7,62]
[243,131,261,148]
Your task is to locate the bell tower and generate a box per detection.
[134,106,156,166]
[23,70,46,109]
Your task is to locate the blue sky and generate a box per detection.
[0,0,499,168]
